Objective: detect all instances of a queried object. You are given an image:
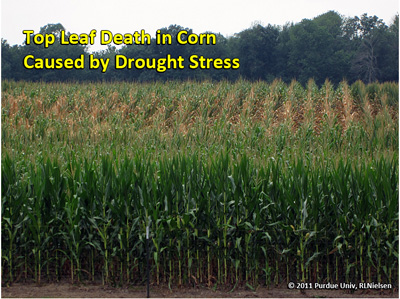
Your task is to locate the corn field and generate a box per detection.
[1,79,398,288]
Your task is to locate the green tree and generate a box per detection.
[234,23,279,81]
[377,14,398,82]
[347,14,396,83]
[282,11,351,85]
[1,40,20,80]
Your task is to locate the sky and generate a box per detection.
[2,0,399,52]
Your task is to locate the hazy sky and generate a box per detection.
[2,0,398,52]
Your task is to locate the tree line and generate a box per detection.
[2,11,398,85]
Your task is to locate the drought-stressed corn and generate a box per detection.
[1,79,398,287]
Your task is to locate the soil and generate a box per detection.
[1,281,398,298]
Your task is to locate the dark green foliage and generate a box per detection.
[2,12,398,84]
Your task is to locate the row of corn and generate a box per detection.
[2,152,398,286]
